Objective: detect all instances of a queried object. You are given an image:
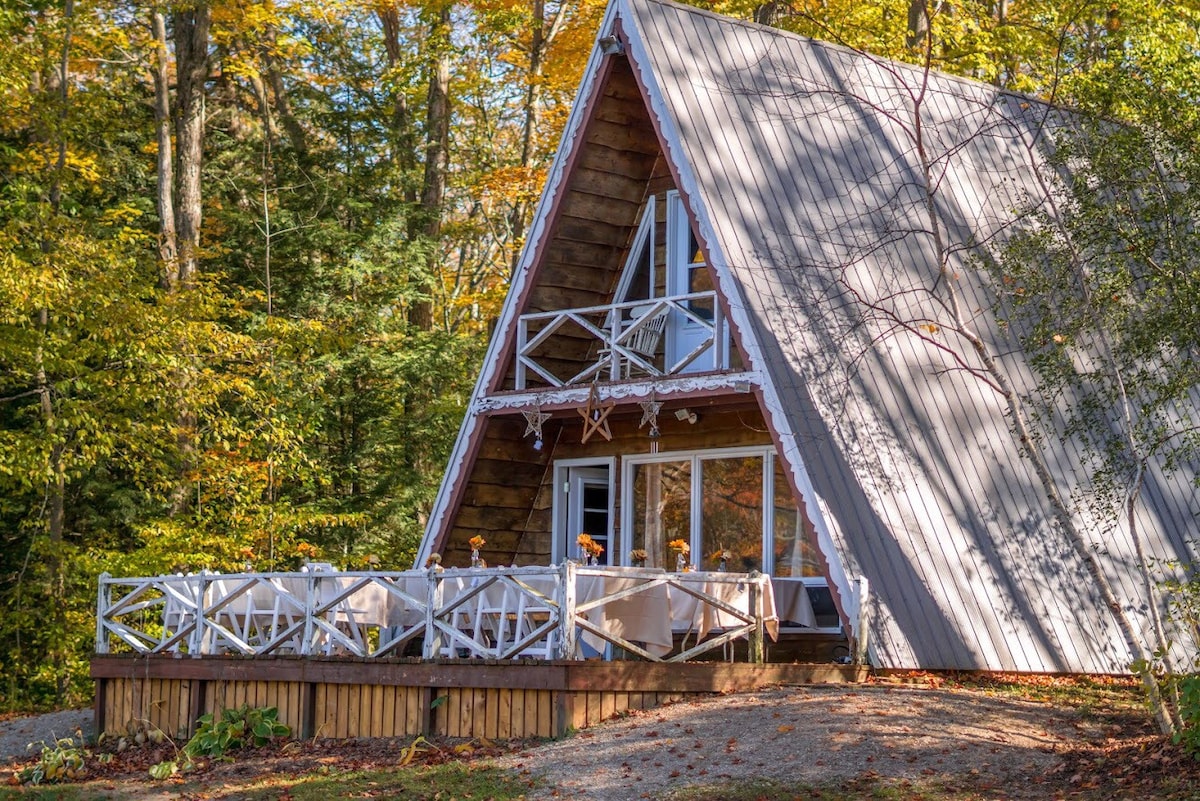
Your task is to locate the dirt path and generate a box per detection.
[488,683,1083,800]
[3,680,1187,799]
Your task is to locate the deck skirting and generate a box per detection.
[91,655,865,740]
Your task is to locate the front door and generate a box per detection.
[556,463,613,565]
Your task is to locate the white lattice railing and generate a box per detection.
[95,564,773,663]
[515,292,725,389]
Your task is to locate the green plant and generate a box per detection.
[1174,674,1200,758]
[14,732,89,785]
[150,705,291,780]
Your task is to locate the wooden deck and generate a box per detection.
[91,655,866,741]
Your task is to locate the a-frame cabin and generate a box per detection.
[417,0,1199,674]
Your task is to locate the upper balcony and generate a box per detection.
[515,292,729,390]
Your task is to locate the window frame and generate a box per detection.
[620,445,839,632]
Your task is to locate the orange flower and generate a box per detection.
[668,538,690,555]
[577,533,603,556]
[469,535,486,551]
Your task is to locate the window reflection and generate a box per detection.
[631,460,691,568]
[772,461,822,578]
[700,456,763,572]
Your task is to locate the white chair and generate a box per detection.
[507,585,558,660]
[159,573,201,652]
[204,572,256,654]
[301,564,370,655]
[470,583,514,658]
[619,307,666,377]
[439,579,484,658]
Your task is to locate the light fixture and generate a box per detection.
[734,380,752,393]
[599,35,624,55]
[674,408,698,425]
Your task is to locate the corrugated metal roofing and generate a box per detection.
[620,0,1198,671]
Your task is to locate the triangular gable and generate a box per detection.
[420,0,1198,673]
[417,0,857,643]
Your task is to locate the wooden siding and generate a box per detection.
[501,59,668,391]
[442,400,769,565]
[93,656,865,741]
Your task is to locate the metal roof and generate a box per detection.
[618,0,1198,671]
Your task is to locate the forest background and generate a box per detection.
[0,0,1196,712]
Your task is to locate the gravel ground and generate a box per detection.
[0,708,94,766]
[489,683,1078,800]
[0,684,1100,799]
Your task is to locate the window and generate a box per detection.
[628,459,691,569]
[700,455,763,572]
[622,446,838,630]
[771,460,840,630]
[665,191,721,371]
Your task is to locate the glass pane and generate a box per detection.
[687,227,703,265]
[806,585,841,629]
[631,461,691,568]
[700,456,763,572]
[772,461,823,577]
[687,265,714,321]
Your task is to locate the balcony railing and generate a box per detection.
[515,293,726,389]
[95,563,774,663]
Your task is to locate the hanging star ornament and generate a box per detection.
[521,408,551,439]
[578,384,614,443]
[638,399,662,430]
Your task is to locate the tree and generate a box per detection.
[991,2,1200,733]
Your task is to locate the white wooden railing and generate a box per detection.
[515,292,725,389]
[95,564,772,663]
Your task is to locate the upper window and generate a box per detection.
[612,196,655,307]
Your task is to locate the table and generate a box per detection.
[770,579,817,628]
[576,572,674,657]
[201,574,392,654]
[667,573,779,642]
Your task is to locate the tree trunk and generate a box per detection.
[151,8,177,289]
[39,0,75,706]
[261,23,307,156]
[906,0,930,51]
[506,0,564,276]
[172,4,209,289]
[378,5,416,196]
[409,4,451,332]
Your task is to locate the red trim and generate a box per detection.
[485,55,621,397]
[428,415,491,557]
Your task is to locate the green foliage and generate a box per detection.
[150,705,291,780]
[184,705,291,758]
[1175,674,1200,759]
[15,732,89,786]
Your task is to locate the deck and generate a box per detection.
[92,565,862,740]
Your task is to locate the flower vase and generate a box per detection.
[471,549,480,568]
[675,552,685,572]
[718,558,728,572]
